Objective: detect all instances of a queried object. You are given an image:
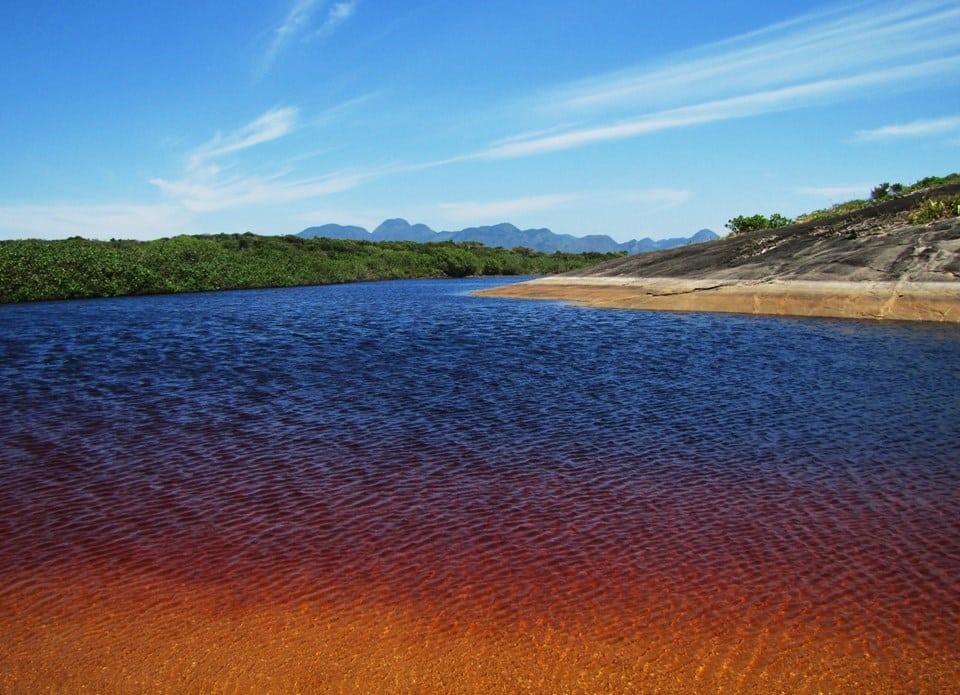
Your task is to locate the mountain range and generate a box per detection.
[298,219,718,254]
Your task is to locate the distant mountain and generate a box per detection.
[689,228,720,244]
[301,223,369,240]
[299,219,718,255]
[372,218,436,242]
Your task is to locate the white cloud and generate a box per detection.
[259,0,321,75]
[488,124,580,148]
[311,1,357,40]
[854,115,960,141]
[259,0,358,75]
[151,105,377,213]
[188,107,298,171]
[152,169,369,213]
[546,0,960,115]
[0,203,194,241]
[480,57,960,159]
[312,90,383,126]
[428,188,690,226]
[487,0,960,159]
[0,110,310,239]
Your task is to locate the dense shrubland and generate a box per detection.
[0,234,624,303]
[725,172,960,235]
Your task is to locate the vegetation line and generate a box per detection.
[725,173,960,235]
[0,234,625,304]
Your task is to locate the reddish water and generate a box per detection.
[2,281,959,692]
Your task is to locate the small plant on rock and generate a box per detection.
[910,194,960,224]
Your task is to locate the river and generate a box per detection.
[1,277,958,692]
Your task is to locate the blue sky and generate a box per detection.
[1,0,958,242]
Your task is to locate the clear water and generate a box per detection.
[1,278,959,692]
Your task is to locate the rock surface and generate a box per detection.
[476,185,960,322]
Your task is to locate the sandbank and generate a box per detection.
[475,276,960,322]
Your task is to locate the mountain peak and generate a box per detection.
[372,219,435,242]
[300,221,718,255]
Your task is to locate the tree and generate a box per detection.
[766,213,793,228]
[725,213,793,236]
[871,182,891,200]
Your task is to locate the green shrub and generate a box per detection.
[0,234,625,303]
[910,194,960,224]
[725,213,793,236]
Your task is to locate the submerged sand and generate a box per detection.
[3,565,956,693]
[475,276,960,322]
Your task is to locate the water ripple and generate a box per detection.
[1,279,959,691]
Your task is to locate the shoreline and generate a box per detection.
[474,276,960,322]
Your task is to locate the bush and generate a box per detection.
[0,234,626,303]
[725,213,793,236]
[910,194,960,224]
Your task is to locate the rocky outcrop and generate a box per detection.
[571,212,960,284]
[476,187,960,322]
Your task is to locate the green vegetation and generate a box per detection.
[870,181,904,200]
[910,192,960,224]
[724,213,793,236]
[728,172,960,232]
[794,198,873,222]
[0,233,625,304]
[795,172,960,225]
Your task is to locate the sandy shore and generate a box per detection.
[475,276,960,322]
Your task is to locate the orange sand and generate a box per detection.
[2,563,956,694]
[474,277,960,322]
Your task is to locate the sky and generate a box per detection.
[1,0,959,243]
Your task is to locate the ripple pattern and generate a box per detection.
[1,279,959,692]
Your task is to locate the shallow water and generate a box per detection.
[1,278,959,692]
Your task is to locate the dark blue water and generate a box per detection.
[1,277,959,691]
[3,278,957,474]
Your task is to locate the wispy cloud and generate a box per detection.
[485,0,960,159]
[152,169,369,213]
[188,106,299,172]
[546,2,960,115]
[480,58,960,159]
[429,188,690,226]
[854,115,960,141]
[259,0,358,75]
[312,90,382,126]
[259,0,320,75]
[152,105,376,213]
[0,108,308,239]
[0,203,193,241]
[311,1,357,40]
